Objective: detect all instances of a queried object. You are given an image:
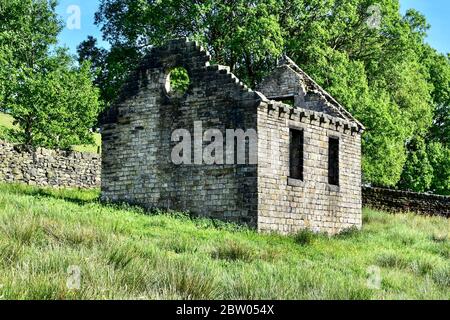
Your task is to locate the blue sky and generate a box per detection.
[400,0,450,54]
[56,0,109,54]
[56,0,450,55]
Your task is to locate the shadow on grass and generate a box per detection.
[1,183,250,233]
[0,183,100,206]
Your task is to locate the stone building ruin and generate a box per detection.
[101,38,365,235]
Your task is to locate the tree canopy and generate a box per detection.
[0,0,100,149]
[61,1,450,194]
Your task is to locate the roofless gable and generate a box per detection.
[257,55,364,131]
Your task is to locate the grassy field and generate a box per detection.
[0,183,448,300]
[71,133,102,154]
[0,113,14,128]
[0,112,101,154]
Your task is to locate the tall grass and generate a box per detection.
[0,183,448,300]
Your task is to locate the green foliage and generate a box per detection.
[92,0,450,193]
[0,126,21,143]
[293,229,317,246]
[424,46,450,149]
[397,138,450,195]
[76,36,110,123]
[0,111,101,153]
[0,0,100,149]
[430,105,450,147]
[0,183,448,299]
[427,142,450,195]
[8,57,100,149]
[0,50,6,110]
[169,67,190,94]
[398,137,434,192]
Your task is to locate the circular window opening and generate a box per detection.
[165,67,190,97]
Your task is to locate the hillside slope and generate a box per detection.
[0,183,448,300]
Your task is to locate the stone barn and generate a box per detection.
[101,38,365,235]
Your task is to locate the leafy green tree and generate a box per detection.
[421,46,450,147]
[359,89,410,187]
[0,50,6,111]
[94,0,283,90]
[77,37,139,124]
[10,54,100,148]
[398,137,434,192]
[430,105,450,147]
[427,142,450,195]
[92,0,449,192]
[77,36,108,88]
[0,0,100,149]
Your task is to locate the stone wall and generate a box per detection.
[101,38,261,227]
[256,55,363,235]
[0,141,100,188]
[257,99,363,235]
[363,186,450,218]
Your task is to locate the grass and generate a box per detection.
[0,113,15,128]
[71,133,102,154]
[0,183,448,300]
[0,112,101,154]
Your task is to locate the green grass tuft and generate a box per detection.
[293,229,317,246]
[211,240,255,262]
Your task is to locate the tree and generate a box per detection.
[0,0,100,149]
[77,36,108,100]
[398,137,434,192]
[93,0,283,94]
[422,46,450,147]
[77,38,139,125]
[10,53,100,148]
[430,105,450,147]
[0,50,7,111]
[427,142,450,195]
[93,0,449,193]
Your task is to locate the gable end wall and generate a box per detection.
[101,39,261,226]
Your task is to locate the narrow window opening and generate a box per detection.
[289,129,304,180]
[272,95,295,106]
[328,137,339,186]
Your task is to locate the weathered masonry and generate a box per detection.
[101,38,365,235]
[0,141,100,188]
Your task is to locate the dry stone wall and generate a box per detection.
[363,186,449,218]
[0,141,100,188]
